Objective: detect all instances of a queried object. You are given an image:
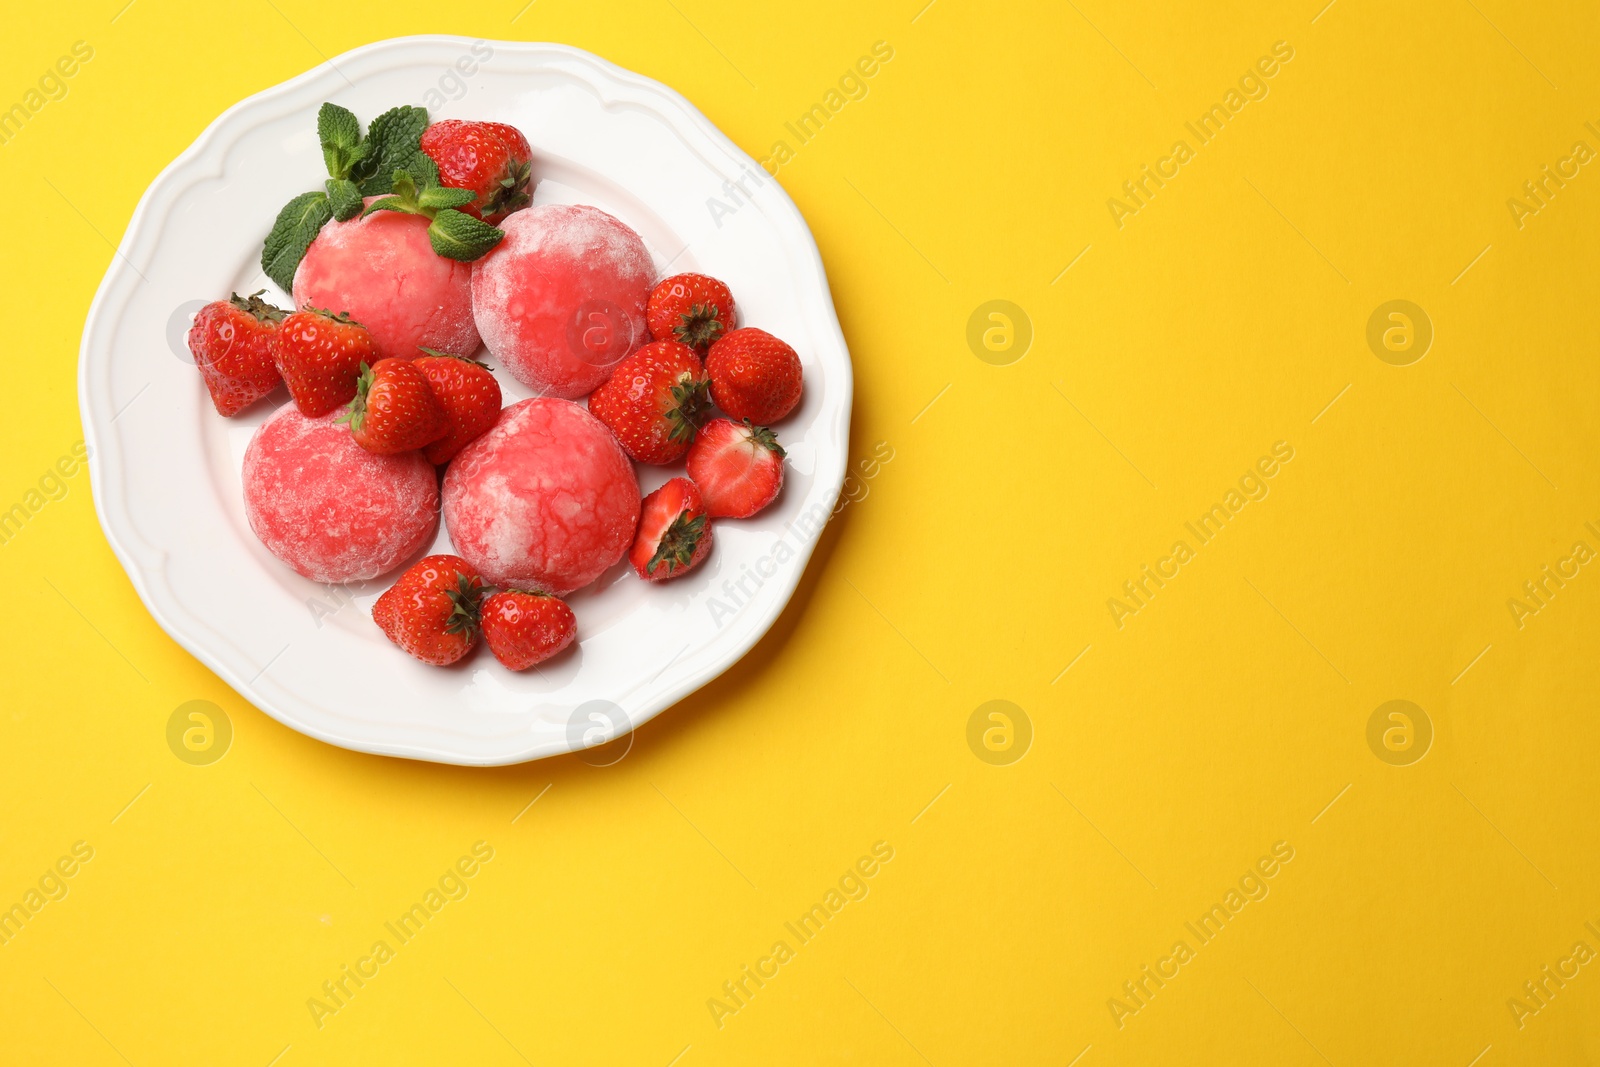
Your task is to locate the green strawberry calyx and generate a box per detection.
[671,302,727,351]
[647,509,708,576]
[230,290,287,324]
[743,420,786,458]
[417,346,493,370]
[302,306,364,327]
[665,374,711,443]
[480,158,534,220]
[339,362,377,435]
[444,574,486,638]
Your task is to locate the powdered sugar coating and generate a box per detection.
[471,204,654,398]
[293,199,480,361]
[242,406,439,583]
[443,398,641,594]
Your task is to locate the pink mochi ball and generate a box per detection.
[293,198,480,362]
[471,204,654,398]
[242,406,439,583]
[443,398,641,595]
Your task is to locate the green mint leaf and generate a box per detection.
[418,185,477,211]
[318,103,361,150]
[354,172,391,197]
[405,149,440,188]
[355,105,429,195]
[361,195,415,217]
[366,105,428,153]
[427,209,505,261]
[261,190,333,292]
[326,178,363,221]
[318,103,363,179]
[391,170,418,204]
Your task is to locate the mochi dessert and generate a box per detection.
[443,398,641,595]
[243,406,439,583]
[293,200,480,362]
[471,204,654,398]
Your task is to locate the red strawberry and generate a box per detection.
[686,418,785,519]
[413,349,503,465]
[187,291,286,416]
[647,273,735,353]
[372,555,486,666]
[587,340,710,464]
[344,358,450,454]
[480,590,576,670]
[705,327,803,425]
[630,477,713,581]
[419,119,534,224]
[271,307,378,417]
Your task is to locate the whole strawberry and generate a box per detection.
[686,418,785,519]
[414,349,503,465]
[647,273,735,353]
[480,590,576,670]
[372,555,486,666]
[420,119,534,224]
[630,477,712,581]
[706,327,802,425]
[587,340,709,464]
[188,291,286,416]
[271,307,378,417]
[344,358,450,455]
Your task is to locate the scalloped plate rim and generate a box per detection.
[78,35,853,765]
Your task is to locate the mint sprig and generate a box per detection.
[363,170,505,262]
[259,103,433,291]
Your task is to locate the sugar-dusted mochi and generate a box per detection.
[293,199,479,361]
[243,405,439,583]
[443,398,640,594]
[471,204,654,398]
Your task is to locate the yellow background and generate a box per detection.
[3,0,1598,1063]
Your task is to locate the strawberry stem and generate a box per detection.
[340,363,376,433]
[304,306,365,328]
[480,158,533,219]
[744,420,786,458]
[444,573,486,637]
[666,375,711,443]
[417,346,493,370]
[230,290,287,324]
[672,302,727,350]
[647,510,708,576]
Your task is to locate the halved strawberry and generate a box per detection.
[414,349,502,464]
[271,307,378,417]
[188,291,285,416]
[372,555,486,666]
[685,418,785,519]
[480,590,576,670]
[587,340,709,464]
[343,358,450,455]
[630,477,713,581]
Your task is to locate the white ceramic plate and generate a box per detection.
[80,36,852,765]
